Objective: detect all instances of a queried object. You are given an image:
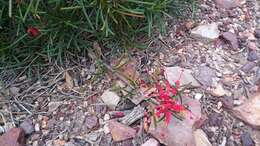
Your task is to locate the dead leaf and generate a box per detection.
[65,71,74,89]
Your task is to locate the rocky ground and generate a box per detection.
[0,0,260,146]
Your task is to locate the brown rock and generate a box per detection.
[108,120,136,142]
[214,0,240,9]
[232,94,260,129]
[0,128,25,146]
[221,31,239,50]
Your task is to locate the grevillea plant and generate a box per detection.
[144,68,186,126]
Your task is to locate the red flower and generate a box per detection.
[27,26,40,37]
[155,80,185,125]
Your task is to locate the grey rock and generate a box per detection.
[101,90,121,109]
[191,23,220,42]
[20,119,34,135]
[9,87,20,96]
[194,66,216,87]
[208,113,223,127]
[241,62,257,73]
[240,132,255,146]
[247,50,258,62]
[84,115,98,129]
[165,66,200,87]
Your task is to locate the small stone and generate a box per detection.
[185,21,195,30]
[20,119,34,135]
[103,124,110,134]
[9,87,20,96]
[48,102,62,112]
[141,138,160,146]
[240,132,255,146]
[193,129,212,146]
[101,89,121,109]
[195,93,203,100]
[85,132,100,142]
[104,114,110,121]
[255,29,260,38]
[0,128,25,146]
[247,50,258,62]
[108,120,136,142]
[64,142,76,146]
[234,100,243,106]
[217,101,223,110]
[211,84,227,97]
[34,123,40,132]
[0,126,4,134]
[241,62,256,73]
[214,0,240,9]
[248,42,258,51]
[221,31,239,50]
[191,23,220,42]
[220,96,233,109]
[84,115,98,129]
[32,141,38,146]
[209,113,223,127]
[53,139,66,146]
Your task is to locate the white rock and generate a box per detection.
[193,129,212,146]
[104,114,110,121]
[35,123,40,132]
[165,67,200,87]
[103,124,110,134]
[195,93,203,100]
[141,138,160,146]
[191,23,220,42]
[100,89,121,109]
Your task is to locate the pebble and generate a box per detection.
[240,132,255,146]
[100,89,121,109]
[195,93,203,100]
[209,113,223,127]
[190,23,220,42]
[35,123,40,132]
[84,115,98,129]
[20,119,34,135]
[247,50,258,61]
[234,100,243,106]
[141,138,160,146]
[255,29,260,38]
[103,114,110,121]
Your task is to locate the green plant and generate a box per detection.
[0,0,196,73]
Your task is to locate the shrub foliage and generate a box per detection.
[0,0,195,69]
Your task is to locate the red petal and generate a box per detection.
[27,27,40,37]
[165,111,171,125]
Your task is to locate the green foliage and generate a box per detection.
[0,0,196,70]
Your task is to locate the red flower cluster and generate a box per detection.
[154,68,185,125]
[155,80,185,125]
